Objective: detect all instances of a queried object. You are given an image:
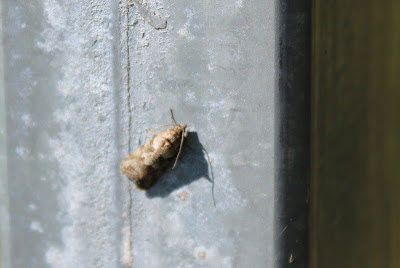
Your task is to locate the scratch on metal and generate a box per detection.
[129,0,167,29]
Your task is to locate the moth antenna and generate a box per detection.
[170,109,178,127]
[146,128,158,136]
[147,123,174,134]
[201,146,216,207]
[172,127,185,169]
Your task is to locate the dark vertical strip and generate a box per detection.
[275,1,310,267]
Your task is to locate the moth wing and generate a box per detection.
[120,153,144,180]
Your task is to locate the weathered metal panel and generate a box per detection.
[0,0,310,267]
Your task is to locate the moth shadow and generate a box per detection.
[145,131,213,199]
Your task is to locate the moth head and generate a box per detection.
[179,124,187,133]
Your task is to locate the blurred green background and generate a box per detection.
[311,1,400,267]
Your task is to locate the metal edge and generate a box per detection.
[275,1,311,267]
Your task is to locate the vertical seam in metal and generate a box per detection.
[125,1,134,266]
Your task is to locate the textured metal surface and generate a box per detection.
[2,1,122,267]
[1,0,279,267]
[119,0,276,266]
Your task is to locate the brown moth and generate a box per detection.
[120,110,187,189]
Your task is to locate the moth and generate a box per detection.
[120,110,187,189]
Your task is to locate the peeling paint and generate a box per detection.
[130,0,167,30]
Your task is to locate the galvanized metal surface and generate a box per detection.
[1,0,279,267]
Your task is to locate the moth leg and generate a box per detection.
[172,129,185,169]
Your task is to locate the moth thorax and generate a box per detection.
[154,126,185,146]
